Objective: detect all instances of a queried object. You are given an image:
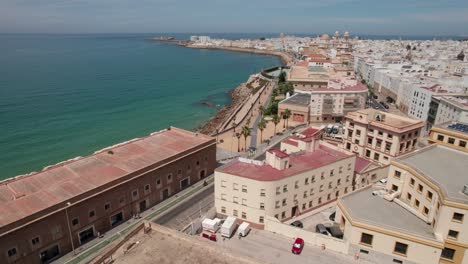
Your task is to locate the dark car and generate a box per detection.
[315,224,329,236]
[325,224,344,239]
[329,212,336,221]
[290,220,303,228]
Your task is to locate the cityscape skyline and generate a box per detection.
[1,0,468,35]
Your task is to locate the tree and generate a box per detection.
[258,118,267,143]
[283,109,292,129]
[278,70,286,83]
[235,132,241,152]
[258,105,265,117]
[241,125,251,151]
[272,115,280,135]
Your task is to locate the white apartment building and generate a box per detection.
[343,109,424,165]
[335,144,468,264]
[428,95,468,129]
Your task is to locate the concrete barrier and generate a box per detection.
[264,216,349,254]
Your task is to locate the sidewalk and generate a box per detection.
[54,175,215,264]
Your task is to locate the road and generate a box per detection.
[368,98,388,112]
[154,185,214,230]
[219,228,374,264]
[250,81,277,149]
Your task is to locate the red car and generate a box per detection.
[291,237,304,254]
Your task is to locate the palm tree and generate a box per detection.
[283,109,292,129]
[232,120,236,133]
[241,125,251,151]
[235,132,241,152]
[272,115,280,135]
[258,118,267,143]
[258,105,265,117]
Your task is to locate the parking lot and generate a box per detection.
[217,228,374,264]
[287,206,337,232]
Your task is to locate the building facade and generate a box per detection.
[0,127,216,264]
[428,122,468,152]
[343,109,424,165]
[335,144,468,264]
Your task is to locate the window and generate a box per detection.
[311,176,316,183]
[282,198,287,206]
[460,140,467,147]
[221,206,226,213]
[394,170,401,179]
[294,181,299,189]
[393,259,403,264]
[7,248,17,258]
[144,184,150,191]
[281,211,286,219]
[360,233,373,246]
[241,212,246,219]
[221,180,226,188]
[417,184,423,193]
[167,173,172,181]
[233,210,238,217]
[448,137,455,144]
[233,183,239,191]
[378,131,383,136]
[356,130,361,136]
[275,201,280,208]
[89,210,96,218]
[367,137,373,145]
[233,196,238,204]
[309,201,313,208]
[374,152,380,161]
[330,170,334,177]
[119,197,125,204]
[221,193,226,200]
[32,236,40,245]
[346,142,351,150]
[385,143,392,152]
[242,199,247,206]
[303,191,308,198]
[441,247,455,260]
[105,202,111,210]
[260,203,265,210]
[448,230,459,240]
[260,189,266,197]
[406,192,412,201]
[242,185,247,193]
[274,214,279,219]
[426,191,433,201]
[132,189,138,198]
[453,212,464,222]
[259,216,264,223]
[156,178,161,186]
[391,184,398,192]
[410,178,415,186]
[283,185,288,193]
[423,206,429,216]
[394,242,408,255]
[276,187,280,195]
[305,178,309,185]
[414,199,420,208]
[72,218,79,226]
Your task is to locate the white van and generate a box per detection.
[238,222,251,237]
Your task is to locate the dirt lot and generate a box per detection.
[111,225,258,264]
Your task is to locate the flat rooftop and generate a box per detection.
[217,145,351,181]
[280,93,311,106]
[346,109,424,132]
[341,188,438,241]
[434,121,468,137]
[396,144,468,204]
[0,127,213,228]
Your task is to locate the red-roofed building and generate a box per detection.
[214,141,356,227]
[0,127,216,264]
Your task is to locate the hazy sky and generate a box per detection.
[1,0,468,35]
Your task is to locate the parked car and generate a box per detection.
[291,237,305,255]
[329,212,336,221]
[325,224,344,239]
[315,224,329,236]
[379,178,387,184]
[290,220,303,228]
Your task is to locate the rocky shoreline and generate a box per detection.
[197,82,251,135]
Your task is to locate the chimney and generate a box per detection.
[265,149,290,170]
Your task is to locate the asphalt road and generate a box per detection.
[153,185,214,230]
[368,98,388,112]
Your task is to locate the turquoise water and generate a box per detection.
[0,34,280,180]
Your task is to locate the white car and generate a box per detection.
[379,178,387,184]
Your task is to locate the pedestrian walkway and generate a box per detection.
[54,175,215,264]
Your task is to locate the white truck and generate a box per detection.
[202,218,221,233]
[220,216,237,238]
[237,222,251,237]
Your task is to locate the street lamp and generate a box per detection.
[65,202,76,255]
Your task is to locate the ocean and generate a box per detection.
[0,33,281,180]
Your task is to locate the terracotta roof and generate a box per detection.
[282,138,299,147]
[300,127,321,137]
[0,127,213,228]
[354,157,372,173]
[267,148,289,158]
[218,145,352,181]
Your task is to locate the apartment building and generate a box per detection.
[428,122,468,152]
[428,95,468,129]
[336,144,468,264]
[343,109,424,165]
[214,130,356,227]
[0,127,216,264]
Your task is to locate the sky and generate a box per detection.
[1,0,468,36]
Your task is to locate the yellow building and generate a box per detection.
[428,122,468,152]
[336,144,468,264]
